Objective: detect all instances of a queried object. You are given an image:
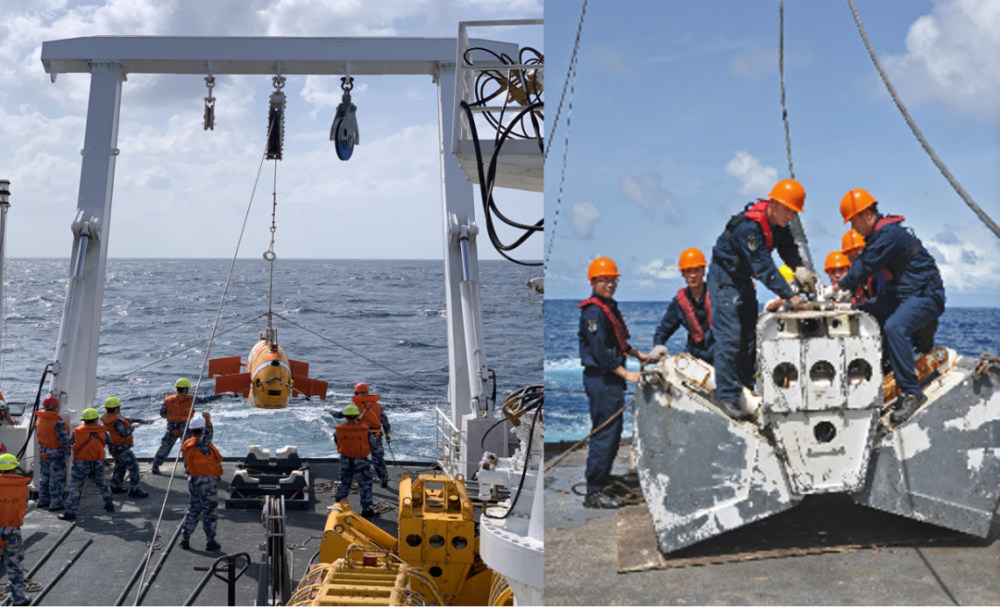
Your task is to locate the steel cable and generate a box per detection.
[133,119,274,606]
[846,0,1000,239]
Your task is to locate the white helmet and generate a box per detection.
[188,414,206,430]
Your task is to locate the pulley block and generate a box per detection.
[266,76,286,160]
[330,78,359,161]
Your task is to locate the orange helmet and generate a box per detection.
[840,188,876,223]
[824,251,851,273]
[354,382,369,394]
[678,248,707,271]
[841,229,865,254]
[587,257,620,281]
[768,179,805,213]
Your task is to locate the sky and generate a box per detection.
[545,0,1000,308]
[0,0,543,260]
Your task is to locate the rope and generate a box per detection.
[266,158,278,321]
[846,0,1000,239]
[544,395,635,473]
[271,313,447,399]
[545,0,587,268]
[134,122,274,606]
[96,314,266,389]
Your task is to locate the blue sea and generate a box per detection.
[0,259,543,459]
[545,299,1000,442]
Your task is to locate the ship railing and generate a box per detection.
[453,19,544,193]
[434,406,462,475]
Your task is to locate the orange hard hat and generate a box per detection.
[354,382,369,394]
[768,179,805,213]
[42,395,60,409]
[841,229,865,254]
[824,251,851,272]
[840,188,876,223]
[678,248,707,271]
[587,257,620,281]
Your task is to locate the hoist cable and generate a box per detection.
[846,0,1000,239]
[134,118,274,606]
[545,0,586,268]
[267,157,278,323]
[545,0,587,161]
[778,0,815,273]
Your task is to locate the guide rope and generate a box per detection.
[133,117,274,606]
[846,0,1000,239]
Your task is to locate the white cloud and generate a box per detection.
[619,172,682,223]
[725,150,778,199]
[636,258,678,281]
[571,201,600,240]
[882,0,1000,127]
[925,234,1000,292]
[589,44,633,77]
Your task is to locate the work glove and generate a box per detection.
[834,288,852,303]
[649,345,668,361]
[793,267,820,296]
[385,433,392,443]
[323,407,334,416]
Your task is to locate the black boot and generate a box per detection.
[179,538,191,550]
[361,508,377,518]
[128,488,149,498]
[583,487,625,509]
[206,540,221,551]
[716,399,749,421]
[58,512,76,521]
[890,393,927,425]
[111,487,128,494]
[151,466,161,475]
[104,502,115,512]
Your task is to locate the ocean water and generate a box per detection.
[0,259,543,459]
[545,298,999,442]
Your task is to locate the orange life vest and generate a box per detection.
[101,412,133,447]
[0,475,30,528]
[182,437,223,477]
[164,394,195,423]
[335,423,371,458]
[35,410,64,449]
[353,394,384,438]
[73,423,106,461]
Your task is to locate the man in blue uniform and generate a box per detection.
[837,189,945,424]
[579,257,648,509]
[650,248,715,364]
[333,404,376,518]
[708,179,807,419]
[151,378,228,475]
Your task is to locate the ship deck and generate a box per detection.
[545,438,1000,606]
[12,457,434,606]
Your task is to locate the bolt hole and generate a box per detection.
[405,534,422,547]
[847,359,873,384]
[428,534,445,548]
[429,566,443,577]
[773,362,799,389]
[814,421,837,443]
[451,536,468,549]
[809,361,836,384]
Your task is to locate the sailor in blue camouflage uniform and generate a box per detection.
[101,397,150,498]
[708,179,807,419]
[0,453,31,606]
[59,408,115,521]
[179,412,223,551]
[651,248,716,365]
[837,189,946,424]
[333,404,376,518]
[152,378,227,474]
[326,382,392,488]
[34,395,71,511]
[578,257,648,509]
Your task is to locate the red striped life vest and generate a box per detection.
[676,288,712,343]
[578,297,630,353]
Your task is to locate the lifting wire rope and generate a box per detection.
[845,0,999,239]
[545,0,587,268]
[778,0,814,273]
[133,113,276,607]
